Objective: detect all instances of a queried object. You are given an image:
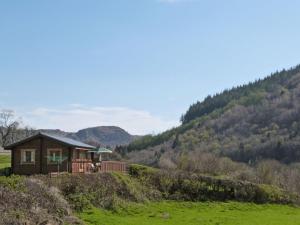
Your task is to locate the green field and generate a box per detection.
[0,154,10,169]
[78,201,300,225]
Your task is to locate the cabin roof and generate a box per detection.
[4,132,95,150]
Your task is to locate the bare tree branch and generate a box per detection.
[0,110,20,146]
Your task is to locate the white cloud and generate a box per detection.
[21,105,179,135]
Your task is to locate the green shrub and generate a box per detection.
[128,164,156,177]
[258,184,298,204]
[128,168,299,205]
[0,175,25,191]
[68,193,92,211]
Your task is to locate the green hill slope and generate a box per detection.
[119,65,300,164]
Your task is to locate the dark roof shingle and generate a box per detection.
[5,132,95,149]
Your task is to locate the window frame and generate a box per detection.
[47,148,63,164]
[20,149,35,165]
[79,151,87,159]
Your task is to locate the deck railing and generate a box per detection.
[72,159,93,173]
[98,161,127,173]
[71,159,127,173]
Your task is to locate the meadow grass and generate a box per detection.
[0,154,11,169]
[78,201,300,225]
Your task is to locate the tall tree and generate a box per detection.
[0,110,20,147]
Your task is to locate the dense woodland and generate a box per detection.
[115,65,300,195]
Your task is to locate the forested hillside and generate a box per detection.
[119,65,300,165]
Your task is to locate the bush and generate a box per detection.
[258,184,298,204]
[68,193,92,211]
[0,176,74,225]
[128,164,156,177]
[44,172,159,212]
[0,175,25,191]
[129,167,300,205]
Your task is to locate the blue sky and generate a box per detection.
[1,0,300,134]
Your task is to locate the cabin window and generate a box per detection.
[21,149,35,164]
[79,151,86,159]
[48,149,62,164]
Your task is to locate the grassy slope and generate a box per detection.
[0,154,10,169]
[78,201,300,225]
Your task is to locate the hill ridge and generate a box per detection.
[39,125,138,147]
[121,64,300,165]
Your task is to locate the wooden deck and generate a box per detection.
[71,159,127,173]
[97,161,127,173]
[72,159,93,173]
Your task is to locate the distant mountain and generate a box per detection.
[120,65,300,165]
[39,126,138,147]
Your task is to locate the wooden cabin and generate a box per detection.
[4,132,89,175]
[5,132,127,175]
[5,132,96,175]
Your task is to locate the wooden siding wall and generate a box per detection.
[42,138,70,174]
[12,137,71,175]
[13,138,41,175]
